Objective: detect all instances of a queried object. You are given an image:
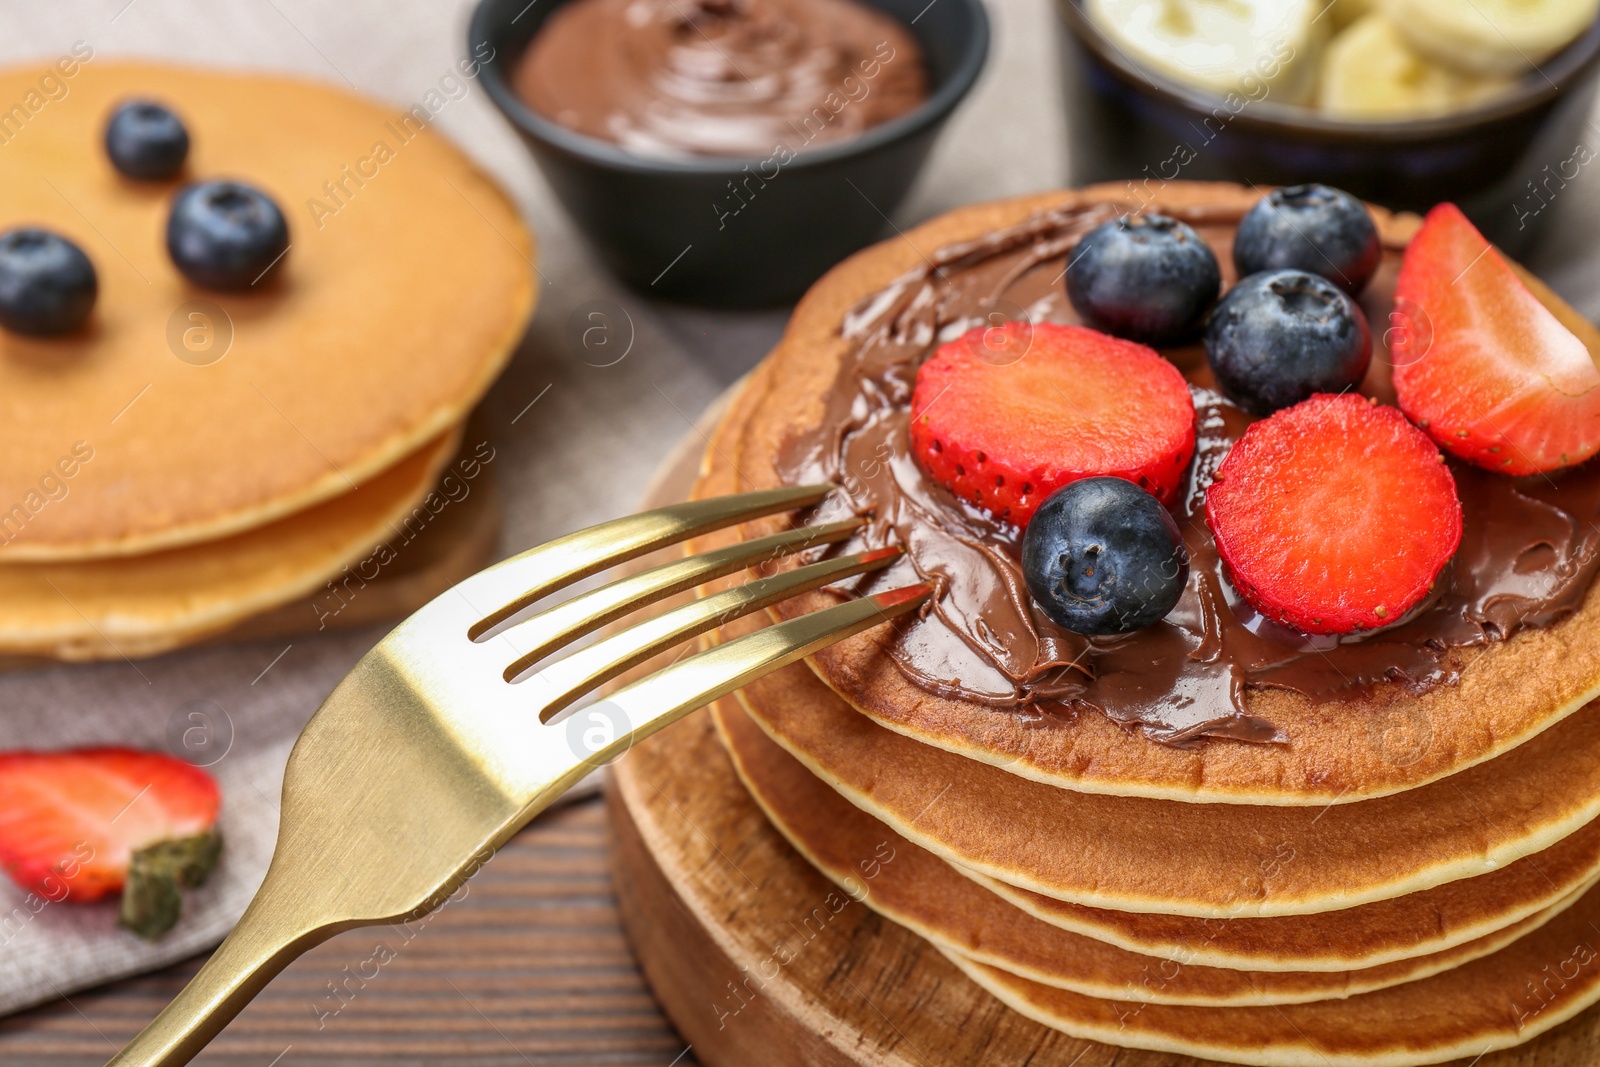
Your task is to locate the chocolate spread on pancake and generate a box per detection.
[776,201,1600,745]
[512,0,928,159]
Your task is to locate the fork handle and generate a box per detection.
[107,877,332,1067]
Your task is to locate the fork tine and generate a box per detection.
[524,547,903,718]
[560,584,931,770]
[461,484,832,639]
[499,517,866,679]
[502,515,876,681]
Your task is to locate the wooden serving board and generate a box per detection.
[607,405,1600,1067]
[609,714,1600,1067]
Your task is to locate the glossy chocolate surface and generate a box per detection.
[512,0,927,159]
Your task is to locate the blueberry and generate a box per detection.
[105,99,190,180]
[166,180,289,290]
[1233,185,1380,296]
[1022,477,1189,636]
[0,229,97,337]
[1205,270,1371,416]
[1065,214,1221,345]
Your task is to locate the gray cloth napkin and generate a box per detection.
[4,0,1600,1023]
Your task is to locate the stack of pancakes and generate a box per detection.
[0,62,535,660]
[685,184,1600,1064]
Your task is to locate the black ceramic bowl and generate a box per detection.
[472,0,989,306]
[1054,0,1600,254]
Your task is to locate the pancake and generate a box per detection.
[715,180,1600,805]
[0,61,535,560]
[970,820,1600,973]
[731,647,1600,916]
[0,427,460,660]
[713,696,1590,1005]
[687,372,1600,972]
[940,897,1600,1067]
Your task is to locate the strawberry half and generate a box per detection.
[1392,203,1600,475]
[1206,393,1462,636]
[909,321,1196,526]
[0,748,222,939]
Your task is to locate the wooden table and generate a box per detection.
[0,796,697,1067]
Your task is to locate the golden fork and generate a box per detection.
[106,483,927,1067]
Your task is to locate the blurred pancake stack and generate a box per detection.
[0,61,535,661]
[611,183,1600,1064]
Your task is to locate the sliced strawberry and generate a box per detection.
[0,748,221,938]
[1392,203,1600,474]
[1206,394,1462,636]
[909,321,1196,526]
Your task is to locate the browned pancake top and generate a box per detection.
[774,197,1600,745]
[724,182,1600,802]
[0,61,534,559]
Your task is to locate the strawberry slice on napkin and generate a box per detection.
[0,748,221,939]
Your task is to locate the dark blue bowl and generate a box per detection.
[1054,0,1600,255]
[472,0,989,307]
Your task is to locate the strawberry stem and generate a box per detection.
[118,831,223,940]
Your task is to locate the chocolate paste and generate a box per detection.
[513,0,928,159]
[776,202,1600,745]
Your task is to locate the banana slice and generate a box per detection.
[1320,14,1518,119]
[1085,0,1328,105]
[1382,0,1597,75]
[1329,0,1376,29]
